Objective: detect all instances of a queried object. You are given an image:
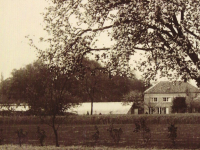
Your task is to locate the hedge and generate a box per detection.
[0,113,200,125]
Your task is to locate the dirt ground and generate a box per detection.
[0,145,199,150]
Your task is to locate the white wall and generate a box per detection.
[67,102,133,115]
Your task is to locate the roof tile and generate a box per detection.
[144,81,199,94]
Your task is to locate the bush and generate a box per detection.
[167,123,177,146]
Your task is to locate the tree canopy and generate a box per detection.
[30,0,200,86]
[172,97,187,113]
[0,59,145,104]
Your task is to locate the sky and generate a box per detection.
[0,0,119,80]
[0,0,49,79]
[0,0,140,80]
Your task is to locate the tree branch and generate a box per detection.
[77,25,113,36]
[160,19,177,36]
[184,28,200,40]
[172,14,183,37]
[157,33,198,81]
[148,25,173,38]
[86,46,110,51]
[133,47,151,51]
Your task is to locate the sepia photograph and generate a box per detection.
[0,0,200,149]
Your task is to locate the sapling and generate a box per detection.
[133,118,151,145]
[91,125,99,143]
[140,119,151,144]
[16,128,28,147]
[107,123,123,144]
[167,123,177,146]
[0,129,3,145]
[37,126,46,146]
[133,121,140,132]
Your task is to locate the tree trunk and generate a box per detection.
[52,125,59,147]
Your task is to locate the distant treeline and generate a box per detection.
[0,59,147,104]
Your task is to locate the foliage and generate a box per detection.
[172,97,187,113]
[7,60,79,115]
[190,99,200,112]
[123,90,144,105]
[2,114,200,125]
[1,60,80,147]
[29,0,200,87]
[0,59,145,117]
[77,58,145,114]
[0,75,18,113]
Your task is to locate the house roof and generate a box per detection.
[144,81,200,94]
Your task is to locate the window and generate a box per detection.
[152,97,157,103]
[149,107,155,114]
[163,97,171,102]
[157,107,161,114]
[163,97,168,102]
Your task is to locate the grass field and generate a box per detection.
[1,123,200,149]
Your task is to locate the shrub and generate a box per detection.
[133,118,151,145]
[15,128,28,147]
[167,123,177,146]
[107,123,123,144]
[172,97,187,113]
[36,126,46,146]
[0,129,4,145]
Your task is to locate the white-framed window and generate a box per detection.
[151,97,158,103]
[163,97,171,102]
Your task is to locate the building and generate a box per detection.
[0,102,132,116]
[127,102,144,114]
[144,81,200,114]
[0,103,29,116]
[67,102,133,115]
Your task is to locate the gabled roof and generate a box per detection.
[144,81,200,94]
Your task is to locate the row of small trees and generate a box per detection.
[0,120,178,148]
[93,118,177,148]
[0,126,46,147]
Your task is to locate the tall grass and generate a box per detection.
[0,113,200,125]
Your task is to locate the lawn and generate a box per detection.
[1,123,200,149]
